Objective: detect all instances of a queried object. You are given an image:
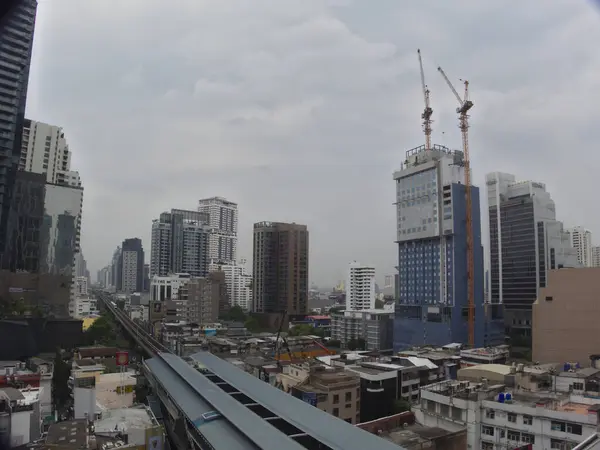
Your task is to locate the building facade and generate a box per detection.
[566,226,592,268]
[198,197,238,265]
[19,120,81,188]
[208,260,252,311]
[177,271,229,324]
[346,262,376,311]
[117,238,144,293]
[149,273,191,302]
[150,209,210,277]
[330,309,394,351]
[592,247,600,268]
[2,171,45,272]
[487,172,578,349]
[252,221,309,316]
[0,0,37,258]
[393,145,487,350]
[532,268,600,365]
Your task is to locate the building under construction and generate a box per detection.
[392,144,492,349]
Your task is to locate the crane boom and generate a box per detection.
[437,66,475,348]
[417,49,433,151]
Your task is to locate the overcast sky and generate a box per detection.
[25,0,600,286]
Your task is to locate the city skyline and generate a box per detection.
[24,1,600,286]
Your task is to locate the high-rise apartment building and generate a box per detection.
[252,222,309,316]
[117,238,144,293]
[346,262,375,311]
[198,197,238,264]
[208,259,252,311]
[0,0,37,255]
[393,144,488,350]
[19,120,81,187]
[566,226,592,267]
[150,209,210,277]
[592,246,600,268]
[487,172,578,349]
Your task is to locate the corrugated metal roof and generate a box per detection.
[150,353,305,450]
[190,351,405,450]
[145,356,258,450]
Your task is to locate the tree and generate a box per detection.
[328,339,341,348]
[288,324,314,337]
[83,315,116,346]
[52,349,71,419]
[221,305,246,322]
[374,299,384,309]
[393,399,411,414]
[347,338,366,351]
[244,317,260,333]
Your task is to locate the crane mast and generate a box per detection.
[417,49,433,151]
[437,66,475,347]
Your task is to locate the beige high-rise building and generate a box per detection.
[252,222,309,318]
[533,268,600,365]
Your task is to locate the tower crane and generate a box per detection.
[437,66,475,347]
[417,49,433,151]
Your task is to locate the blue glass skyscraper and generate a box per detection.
[392,144,486,350]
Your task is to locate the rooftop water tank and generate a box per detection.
[564,363,571,372]
[505,392,512,402]
[498,392,505,403]
[576,362,581,369]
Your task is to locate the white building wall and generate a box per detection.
[149,274,190,301]
[567,227,593,267]
[73,387,96,420]
[9,411,30,448]
[208,260,252,310]
[346,262,375,311]
[75,276,88,296]
[592,247,600,268]
[198,197,238,264]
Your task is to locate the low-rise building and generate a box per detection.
[459,345,510,367]
[0,386,42,448]
[330,309,394,351]
[290,364,361,424]
[94,405,163,450]
[416,363,600,450]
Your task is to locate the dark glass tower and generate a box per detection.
[0,0,38,255]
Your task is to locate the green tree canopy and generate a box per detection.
[244,317,260,333]
[220,305,247,322]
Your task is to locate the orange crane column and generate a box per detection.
[437,67,475,347]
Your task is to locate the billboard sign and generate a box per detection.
[116,351,129,367]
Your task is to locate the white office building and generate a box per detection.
[19,119,82,187]
[208,259,252,311]
[346,262,376,311]
[567,227,593,267]
[150,273,192,302]
[198,197,238,265]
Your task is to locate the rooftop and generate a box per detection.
[46,419,88,448]
[94,406,158,436]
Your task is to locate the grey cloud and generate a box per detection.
[26,0,600,285]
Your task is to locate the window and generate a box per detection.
[332,408,339,417]
[523,415,533,425]
[333,394,339,404]
[572,382,584,391]
[507,431,520,442]
[481,442,494,450]
[345,392,352,402]
[485,409,495,419]
[551,439,574,450]
[521,433,535,444]
[481,425,494,436]
[507,412,517,423]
